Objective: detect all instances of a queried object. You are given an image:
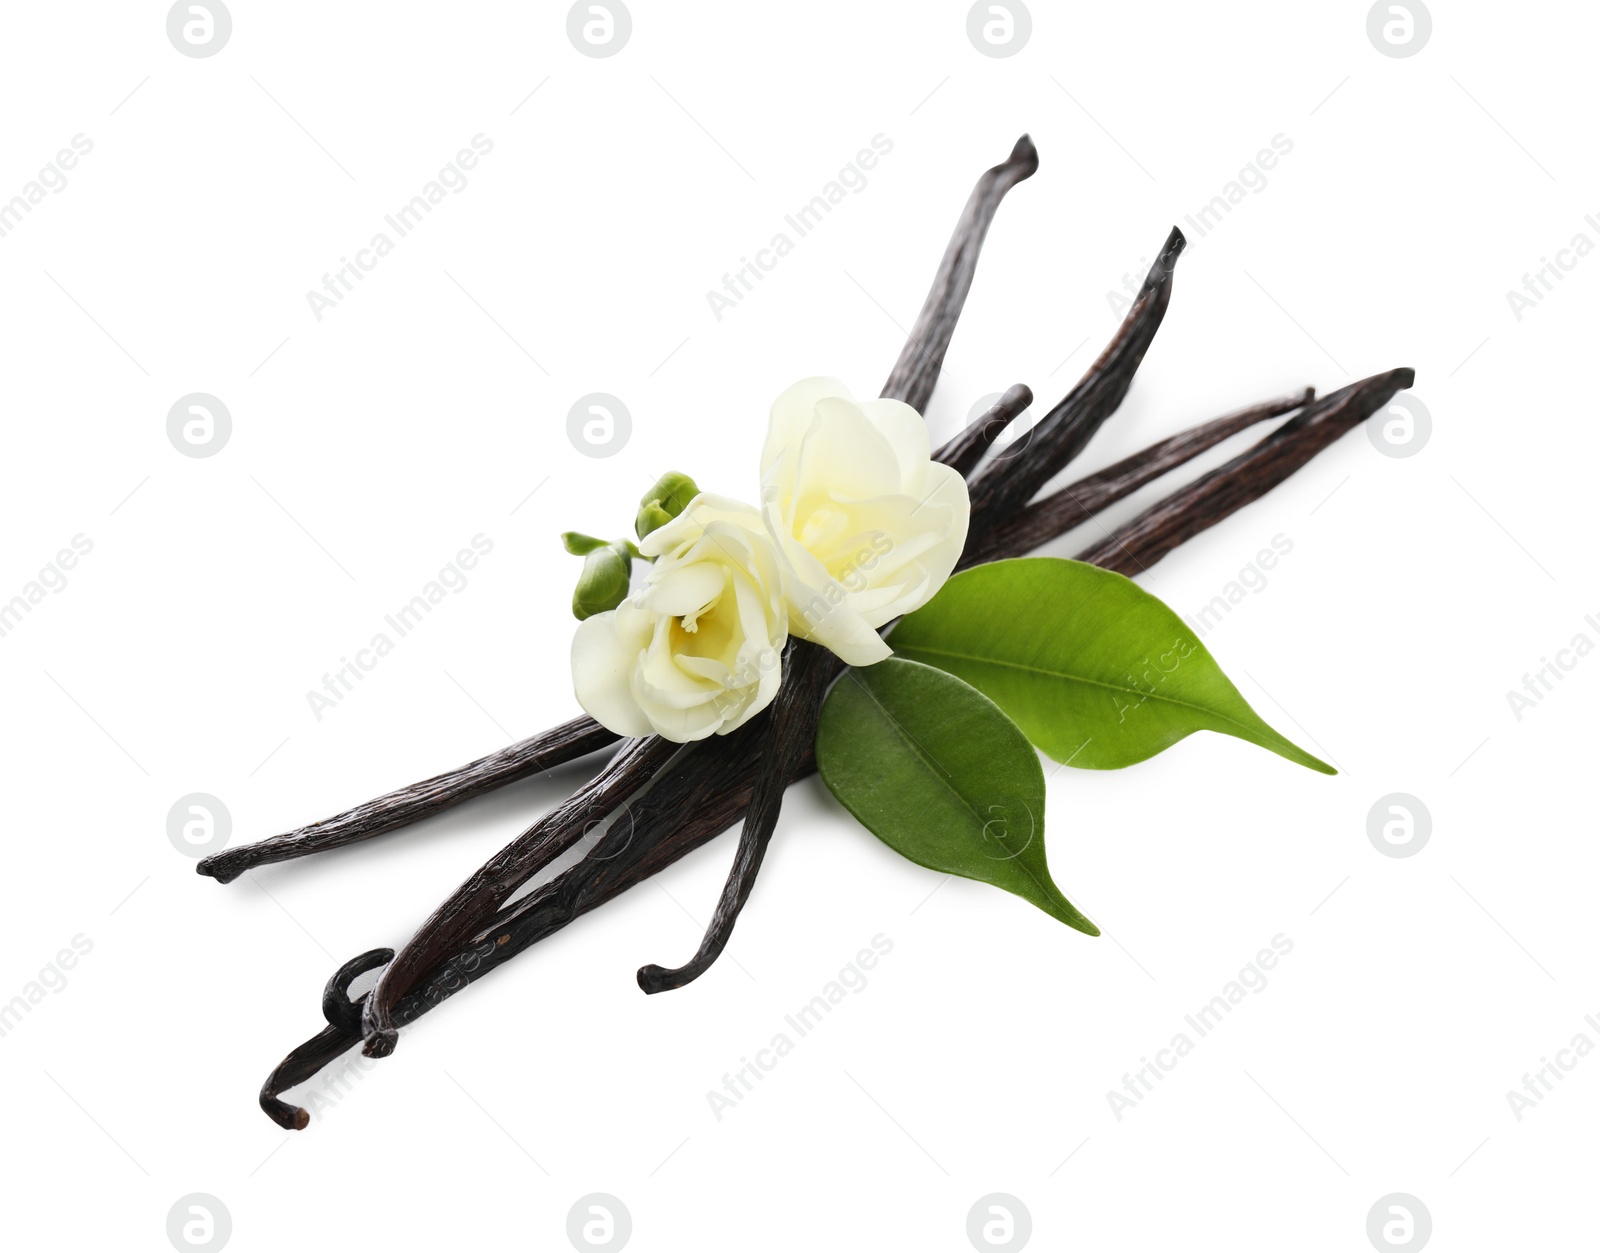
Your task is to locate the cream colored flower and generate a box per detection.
[571,495,786,742]
[759,377,970,666]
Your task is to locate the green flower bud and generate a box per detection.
[572,543,634,620]
[635,470,701,540]
[634,502,673,538]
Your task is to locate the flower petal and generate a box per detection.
[640,492,765,559]
[857,397,932,481]
[789,592,893,666]
[761,376,852,477]
[638,560,725,618]
[793,397,902,502]
[571,606,654,737]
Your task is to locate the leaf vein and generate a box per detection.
[844,673,996,831]
[894,641,1276,744]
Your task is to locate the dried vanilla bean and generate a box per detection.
[260,726,763,1128]
[260,1025,355,1130]
[934,383,1034,478]
[319,946,394,1038]
[881,135,1039,412]
[359,734,678,1056]
[961,388,1312,568]
[636,639,827,993]
[1076,368,1414,575]
[966,227,1186,536]
[197,716,617,883]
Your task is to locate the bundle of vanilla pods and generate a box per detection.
[196,136,1412,1129]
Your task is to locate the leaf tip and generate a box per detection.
[1046,892,1099,937]
[1266,734,1337,777]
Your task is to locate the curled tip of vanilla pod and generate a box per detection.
[321,947,393,1037]
[634,640,827,995]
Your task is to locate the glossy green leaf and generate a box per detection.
[891,558,1332,773]
[815,657,1097,935]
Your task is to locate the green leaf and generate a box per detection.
[815,657,1097,935]
[890,557,1333,774]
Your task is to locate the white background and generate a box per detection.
[0,2,1593,1250]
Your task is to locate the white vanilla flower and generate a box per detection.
[759,377,970,666]
[571,495,787,742]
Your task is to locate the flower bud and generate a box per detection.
[572,543,634,620]
[635,471,701,540]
